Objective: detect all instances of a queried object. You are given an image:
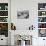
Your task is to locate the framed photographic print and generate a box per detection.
[17,10,29,19]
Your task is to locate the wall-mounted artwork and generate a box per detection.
[38,29,46,37]
[28,25,35,30]
[17,10,29,19]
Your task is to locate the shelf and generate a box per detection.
[38,3,46,37]
[38,10,46,11]
[0,22,8,23]
[38,22,46,23]
[0,10,8,11]
[0,3,8,37]
[38,16,46,17]
[38,28,46,29]
[0,16,8,17]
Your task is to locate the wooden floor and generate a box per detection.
[0,45,8,46]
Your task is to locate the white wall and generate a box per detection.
[11,0,46,46]
[14,0,38,30]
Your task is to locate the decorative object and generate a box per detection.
[21,40,25,46]
[0,3,8,10]
[39,29,46,37]
[42,12,45,15]
[0,11,8,16]
[11,23,16,30]
[38,23,46,28]
[5,6,8,10]
[0,6,1,10]
[15,35,32,46]
[0,17,8,22]
[38,11,46,16]
[29,25,35,30]
[38,17,46,22]
[0,23,8,37]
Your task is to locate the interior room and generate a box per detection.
[0,0,46,46]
